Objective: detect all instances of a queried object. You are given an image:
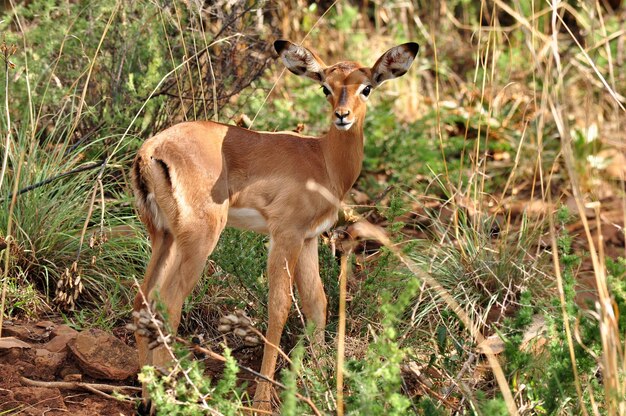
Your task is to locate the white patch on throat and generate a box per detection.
[227,208,269,233]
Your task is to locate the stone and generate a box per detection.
[34,349,66,377]
[35,320,55,329]
[51,324,78,339]
[43,324,79,354]
[68,328,138,380]
[2,325,33,341]
[0,337,31,351]
[2,324,50,343]
[43,332,77,354]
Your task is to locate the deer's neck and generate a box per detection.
[320,119,365,199]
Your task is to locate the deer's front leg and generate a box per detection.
[294,237,327,348]
[253,232,304,411]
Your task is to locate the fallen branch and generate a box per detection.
[20,376,140,403]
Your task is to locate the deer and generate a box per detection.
[131,39,419,412]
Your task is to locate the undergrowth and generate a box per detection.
[1,0,625,415]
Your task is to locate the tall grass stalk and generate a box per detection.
[0,38,19,336]
[0,151,24,337]
[336,253,349,416]
[0,41,15,195]
[547,2,624,413]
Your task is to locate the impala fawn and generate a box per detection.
[131,39,419,412]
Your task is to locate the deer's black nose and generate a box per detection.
[334,108,351,120]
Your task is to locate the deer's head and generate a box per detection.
[274,40,419,132]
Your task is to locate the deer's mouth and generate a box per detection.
[334,120,354,131]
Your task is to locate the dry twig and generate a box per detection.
[20,376,139,402]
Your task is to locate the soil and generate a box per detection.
[0,319,136,415]
[0,318,268,416]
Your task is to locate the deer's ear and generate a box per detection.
[274,40,326,83]
[370,42,419,87]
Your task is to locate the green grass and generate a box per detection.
[0,109,146,326]
[1,0,625,414]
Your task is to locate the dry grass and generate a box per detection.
[0,0,624,414]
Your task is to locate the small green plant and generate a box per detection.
[280,342,307,416]
[344,275,421,415]
[499,206,609,415]
[140,344,243,416]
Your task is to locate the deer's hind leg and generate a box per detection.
[149,208,227,368]
[132,152,229,401]
[133,227,175,371]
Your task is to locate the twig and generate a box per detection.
[2,160,104,202]
[134,281,219,415]
[20,376,139,402]
[405,362,457,408]
[238,405,272,415]
[336,252,349,416]
[245,325,292,366]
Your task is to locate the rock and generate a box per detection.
[51,324,78,338]
[2,324,50,343]
[68,328,138,380]
[12,386,66,410]
[35,320,55,329]
[43,324,79,354]
[2,325,33,341]
[34,349,66,378]
[0,337,31,351]
[43,332,77,354]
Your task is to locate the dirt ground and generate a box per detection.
[0,319,136,415]
[0,318,269,416]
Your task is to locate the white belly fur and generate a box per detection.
[227,207,336,238]
[227,208,269,233]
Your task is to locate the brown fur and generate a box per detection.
[131,40,418,413]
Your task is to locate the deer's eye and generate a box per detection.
[362,85,372,97]
[322,86,331,97]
